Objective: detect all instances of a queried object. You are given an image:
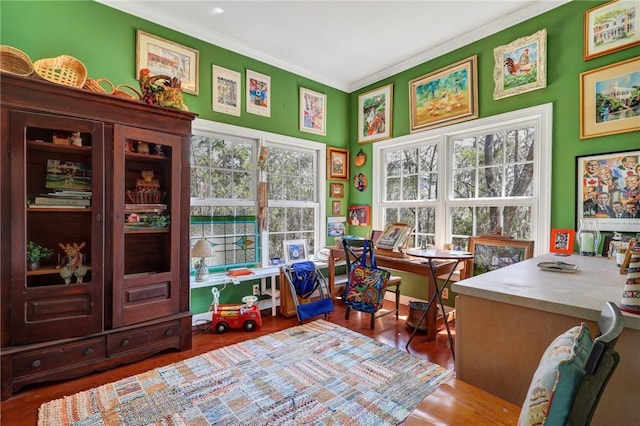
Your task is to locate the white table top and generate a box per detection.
[452,253,640,330]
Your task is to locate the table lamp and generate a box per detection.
[192,239,212,282]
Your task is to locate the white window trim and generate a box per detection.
[192,118,327,262]
[372,103,552,255]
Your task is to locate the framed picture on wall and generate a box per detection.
[328,216,346,237]
[584,0,640,60]
[136,29,199,95]
[357,84,393,144]
[327,147,349,180]
[493,29,547,100]
[329,183,344,198]
[576,149,640,232]
[348,205,370,226]
[212,65,241,116]
[468,236,534,276]
[299,87,326,135]
[246,69,271,117]
[332,200,341,215]
[580,57,640,139]
[550,228,575,255]
[409,56,478,133]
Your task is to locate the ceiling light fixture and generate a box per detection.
[209,7,224,15]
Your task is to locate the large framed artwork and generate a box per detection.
[468,236,534,277]
[327,147,349,181]
[493,29,547,100]
[357,84,393,144]
[409,56,478,133]
[246,69,271,117]
[212,65,241,116]
[136,30,199,95]
[577,149,640,232]
[299,87,326,136]
[580,57,640,139]
[584,0,640,60]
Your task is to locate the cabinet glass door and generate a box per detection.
[112,125,182,327]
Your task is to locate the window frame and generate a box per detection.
[372,103,552,254]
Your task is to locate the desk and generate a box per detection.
[327,246,458,341]
[453,253,640,426]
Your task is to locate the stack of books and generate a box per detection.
[29,190,92,209]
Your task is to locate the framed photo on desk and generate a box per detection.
[468,236,534,276]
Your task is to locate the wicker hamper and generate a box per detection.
[0,45,34,77]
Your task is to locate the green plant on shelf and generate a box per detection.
[27,241,54,263]
[142,214,170,228]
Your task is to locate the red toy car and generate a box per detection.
[210,303,262,333]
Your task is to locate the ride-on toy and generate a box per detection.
[209,294,262,333]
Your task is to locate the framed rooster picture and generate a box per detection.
[493,29,547,100]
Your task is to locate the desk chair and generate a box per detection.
[406,301,624,426]
[342,238,401,330]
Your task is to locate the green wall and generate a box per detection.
[2,1,638,308]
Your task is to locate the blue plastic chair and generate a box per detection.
[282,260,334,324]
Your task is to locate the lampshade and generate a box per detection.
[191,239,212,258]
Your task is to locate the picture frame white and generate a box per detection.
[493,29,547,100]
[358,84,393,144]
[246,69,271,117]
[136,29,199,95]
[283,239,308,264]
[212,65,241,116]
[299,87,326,135]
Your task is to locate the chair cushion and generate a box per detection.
[518,323,593,426]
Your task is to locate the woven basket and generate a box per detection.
[83,77,115,94]
[33,55,87,87]
[0,45,34,77]
[113,84,141,101]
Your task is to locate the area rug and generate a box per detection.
[38,320,452,425]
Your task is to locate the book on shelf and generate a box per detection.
[45,190,92,199]
[28,204,88,209]
[33,196,91,207]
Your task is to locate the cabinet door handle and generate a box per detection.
[84,348,94,356]
[96,213,101,222]
[31,360,41,368]
[165,329,173,336]
[122,339,130,346]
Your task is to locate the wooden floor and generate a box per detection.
[0,301,455,425]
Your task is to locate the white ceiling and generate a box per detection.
[99,0,568,92]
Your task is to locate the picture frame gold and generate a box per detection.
[300,87,326,136]
[357,83,393,144]
[327,147,349,181]
[409,56,478,133]
[584,0,640,60]
[329,183,344,198]
[493,29,547,100]
[136,30,199,95]
[580,57,640,139]
[467,236,534,277]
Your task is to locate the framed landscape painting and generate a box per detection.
[468,236,534,276]
[358,84,393,144]
[580,57,640,139]
[493,29,547,100]
[410,56,478,133]
[584,0,640,60]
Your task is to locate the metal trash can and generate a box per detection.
[406,301,428,331]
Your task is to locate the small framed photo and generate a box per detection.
[580,57,640,139]
[329,183,344,198]
[550,228,575,255]
[246,69,271,117]
[410,56,478,133]
[358,84,393,144]
[283,239,308,264]
[332,200,341,215]
[348,205,370,226]
[327,147,349,181]
[136,30,199,95]
[584,1,640,60]
[493,29,547,100]
[577,149,640,232]
[300,87,326,135]
[212,65,241,116]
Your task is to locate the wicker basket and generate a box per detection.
[127,190,166,204]
[33,55,87,87]
[0,45,34,77]
[83,77,115,94]
[113,84,141,101]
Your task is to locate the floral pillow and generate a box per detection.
[518,323,593,426]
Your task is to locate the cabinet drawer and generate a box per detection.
[13,338,106,378]
[107,321,181,355]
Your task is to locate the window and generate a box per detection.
[189,119,326,273]
[373,104,552,253]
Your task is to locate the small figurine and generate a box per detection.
[58,242,88,284]
[136,141,150,154]
[154,144,164,156]
[70,132,82,147]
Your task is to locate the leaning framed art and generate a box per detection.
[358,84,393,144]
[550,228,575,255]
[212,65,241,116]
[580,57,640,139]
[576,149,640,232]
[584,0,640,60]
[409,56,478,133]
[493,29,547,100]
[283,239,308,264]
[468,236,534,276]
[136,30,199,95]
[246,69,271,117]
[300,87,326,135]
